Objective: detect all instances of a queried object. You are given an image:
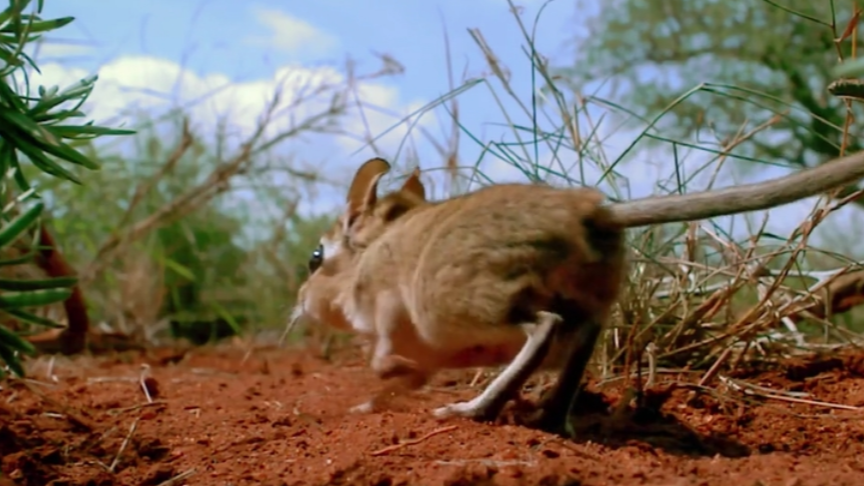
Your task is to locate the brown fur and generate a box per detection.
[292,151,864,432]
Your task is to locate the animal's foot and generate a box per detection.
[372,354,420,380]
[349,400,376,414]
[432,398,499,423]
[524,407,576,437]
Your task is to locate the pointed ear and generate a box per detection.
[344,157,391,227]
[400,167,426,200]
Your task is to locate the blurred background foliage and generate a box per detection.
[560,0,863,195]
[2,0,864,379]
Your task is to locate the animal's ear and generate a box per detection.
[344,157,391,228]
[400,167,426,200]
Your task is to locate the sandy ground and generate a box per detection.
[3,343,864,486]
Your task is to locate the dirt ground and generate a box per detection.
[3,342,864,486]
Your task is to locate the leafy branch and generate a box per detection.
[0,0,133,378]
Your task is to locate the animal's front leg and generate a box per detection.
[367,292,422,380]
[350,293,426,413]
[349,366,430,414]
[432,311,562,423]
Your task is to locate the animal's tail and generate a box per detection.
[608,150,864,228]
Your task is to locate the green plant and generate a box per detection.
[0,199,71,377]
[0,0,133,378]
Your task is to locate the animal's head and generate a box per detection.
[288,157,427,332]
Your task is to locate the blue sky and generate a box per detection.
[33,0,633,209]
[23,0,864,255]
[39,0,578,101]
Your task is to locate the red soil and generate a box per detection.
[3,343,864,485]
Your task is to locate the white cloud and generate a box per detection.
[24,54,434,154]
[246,8,339,57]
[18,53,438,225]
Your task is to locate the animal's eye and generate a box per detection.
[308,244,324,272]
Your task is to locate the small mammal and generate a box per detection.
[291,152,864,434]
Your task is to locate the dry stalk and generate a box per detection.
[719,375,862,411]
[15,379,94,430]
[369,425,458,456]
[108,417,139,473]
[154,468,197,486]
[119,118,194,230]
[606,113,783,373]
[718,196,852,343]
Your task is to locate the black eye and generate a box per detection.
[308,244,324,272]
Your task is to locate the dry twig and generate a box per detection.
[109,417,140,472]
[154,468,197,486]
[720,376,862,411]
[370,425,458,456]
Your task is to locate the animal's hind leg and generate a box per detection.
[529,316,602,436]
[432,311,562,422]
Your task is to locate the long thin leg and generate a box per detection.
[530,318,602,435]
[432,311,562,422]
